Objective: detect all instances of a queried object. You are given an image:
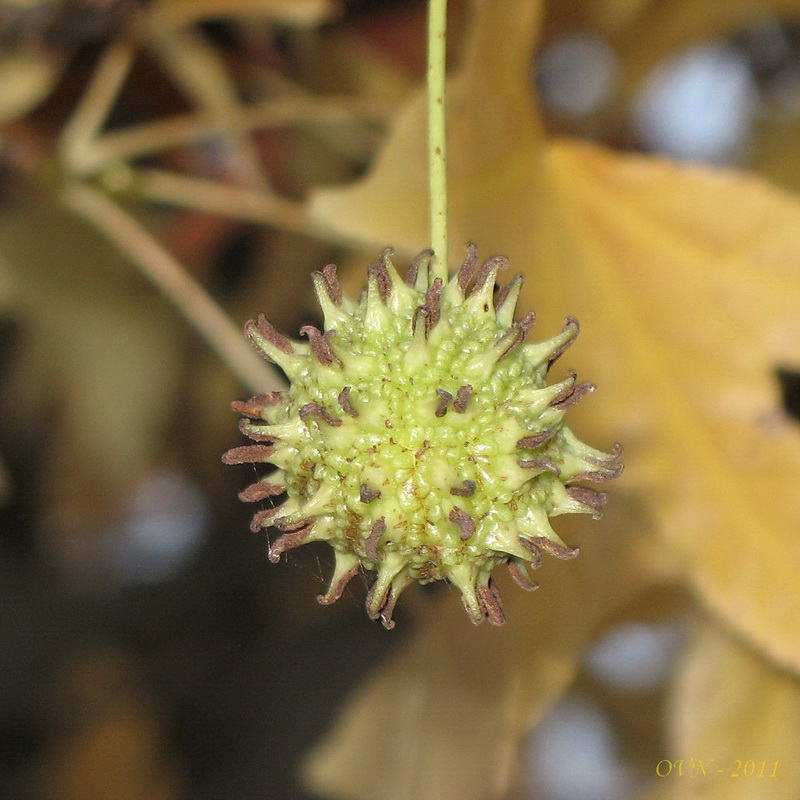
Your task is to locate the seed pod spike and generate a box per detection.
[547,318,580,367]
[529,535,580,560]
[231,392,282,418]
[450,480,476,497]
[507,560,538,592]
[300,325,343,367]
[238,417,279,443]
[268,524,315,563]
[449,507,476,541]
[238,480,286,503]
[435,389,453,417]
[421,277,443,333]
[250,503,289,533]
[566,486,608,519]
[514,375,578,415]
[448,562,484,624]
[453,384,472,413]
[338,386,359,417]
[551,379,595,410]
[495,273,524,327]
[318,551,360,605]
[245,315,307,376]
[299,402,342,427]
[364,265,393,330]
[517,429,555,450]
[366,552,407,623]
[359,484,381,503]
[376,580,407,629]
[570,463,624,482]
[522,321,580,371]
[468,255,509,309]
[221,444,276,465]
[447,241,479,300]
[407,249,434,292]
[365,517,386,563]
[368,262,392,303]
[312,266,351,330]
[477,580,505,626]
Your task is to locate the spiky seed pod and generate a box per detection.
[223,246,622,628]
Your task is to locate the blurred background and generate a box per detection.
[1,0,799,798]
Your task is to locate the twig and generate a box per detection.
[58,27,139,170]
[132,168,359,248]
[145,22,268,190]
[427,0,448,282]
[74,95,389,175]
[61,181,285,395]
[149,0,338,29]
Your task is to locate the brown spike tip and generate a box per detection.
[268,525,314,563]
[231,392,282,417]
[222,444,276,465]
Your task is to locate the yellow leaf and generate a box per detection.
[542,142,800,675]
[641,620,800,799]
[309,0,549,267]
[310,0,800,673]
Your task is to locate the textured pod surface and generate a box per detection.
[223,247,622,628]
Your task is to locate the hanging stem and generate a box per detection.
[427,0,448,283]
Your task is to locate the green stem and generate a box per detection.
[427,0,448,282]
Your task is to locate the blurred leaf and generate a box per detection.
[0,50,61,125]
[608,0,800,80]
[583,0,655,33]
[542,0,800,141]
[750,115,800,195]
[305,504,662,800]
[43,649,181,800]
[640,620,800,799]
[0,200,184,570]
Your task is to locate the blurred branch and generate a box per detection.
[58,27,138,171]
[47,3,381,396]
[145,23,269,190]
[148,0,340,29]
[61,181,285,395]
[73,95,389,174]
[132,168,357,247]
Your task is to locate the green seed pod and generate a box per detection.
[223,246,622,628]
